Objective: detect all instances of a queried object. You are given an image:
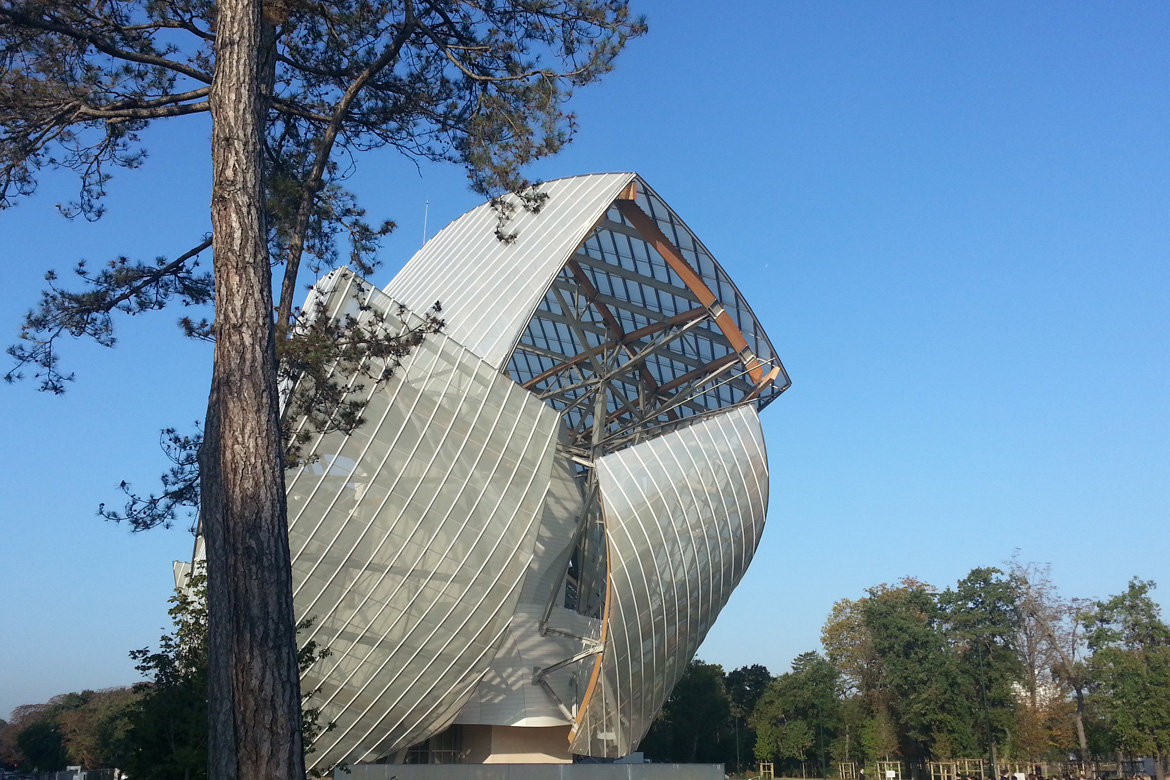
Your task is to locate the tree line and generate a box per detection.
[1,571,330,780]
[640,563,1170,780]
[4,563,1167,778]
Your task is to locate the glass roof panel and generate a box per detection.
[505,175,787,452]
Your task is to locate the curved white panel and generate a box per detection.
[285,271,565,770]
[385,173,635,371]
[570,405,769,757]
[454,436,599,729]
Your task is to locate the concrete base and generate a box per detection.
[462,725,573,764]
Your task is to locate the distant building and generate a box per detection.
[180,172,788,770]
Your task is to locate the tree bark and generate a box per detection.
[202,0,305,779]
[1072,686,1089,766]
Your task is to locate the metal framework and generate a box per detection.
[505,182,786,449]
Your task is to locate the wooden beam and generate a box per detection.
[522,347,594,390]
[743,365,782,402]
[624,306,707,343]
[613,198,764,384]
[566,261,626,340]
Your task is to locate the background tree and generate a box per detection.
[937,567,1023,764]
[0,689,138,771]
[861,579,954,763]
[727,664,773,771]
[752,652,841,775]
[1083,579,1170,780]
[2,2,645,778]
[823,594,889,765]
[640,660,732,764]
[16,719,68,772]
[1008,558,1092,762]
[1,705,47,770]
[823,597,878,700]
[55,688,140,769]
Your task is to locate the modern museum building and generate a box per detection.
[178,172,788,772]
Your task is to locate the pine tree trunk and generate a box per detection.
[202,0,305,778]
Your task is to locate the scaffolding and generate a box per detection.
[839,763,859,780]
[930,762,958,780]
[955,760,986,778]
[929,759,986,779]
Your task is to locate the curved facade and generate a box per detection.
[570,404,768,757]
[187,173,787,770]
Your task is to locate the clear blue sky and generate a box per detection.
[3,1,1168,721]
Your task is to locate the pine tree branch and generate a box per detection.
[6,236,213,392]
[0,6,213,85]
[76,99,210,121]
[276,10,419,330]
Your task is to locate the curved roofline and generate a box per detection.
[385,172,636,370]
[386,171,787,406]
[631,175,789,399]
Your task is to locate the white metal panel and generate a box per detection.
[385,173,636,371]
[570,405,769,757]
[172,560,192,589]
[456,439,601,729]
[285,271,566,770]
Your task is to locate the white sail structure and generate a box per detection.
[183,173,788,769]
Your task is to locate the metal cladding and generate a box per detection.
[286,271,566,767]
[570,405,768,757]
[189,173,787,769]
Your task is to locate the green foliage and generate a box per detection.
[296,616,337,773]
[820,571,1029,765]
[56,688,140,769]
[823,596,876,698]
[16,719,68,772]
[727,664,774,716]
[752,652,841,774]
[640,660,732,764]
[10,566,1169,772]
[726,664,773,770]
[110,569,335,780]
[0,689,140,772]
[628,571,1170,770]
[114,572,211,780]
[861,579,954,761]
[1083,579,1170,760]
[937,567,1024,759]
